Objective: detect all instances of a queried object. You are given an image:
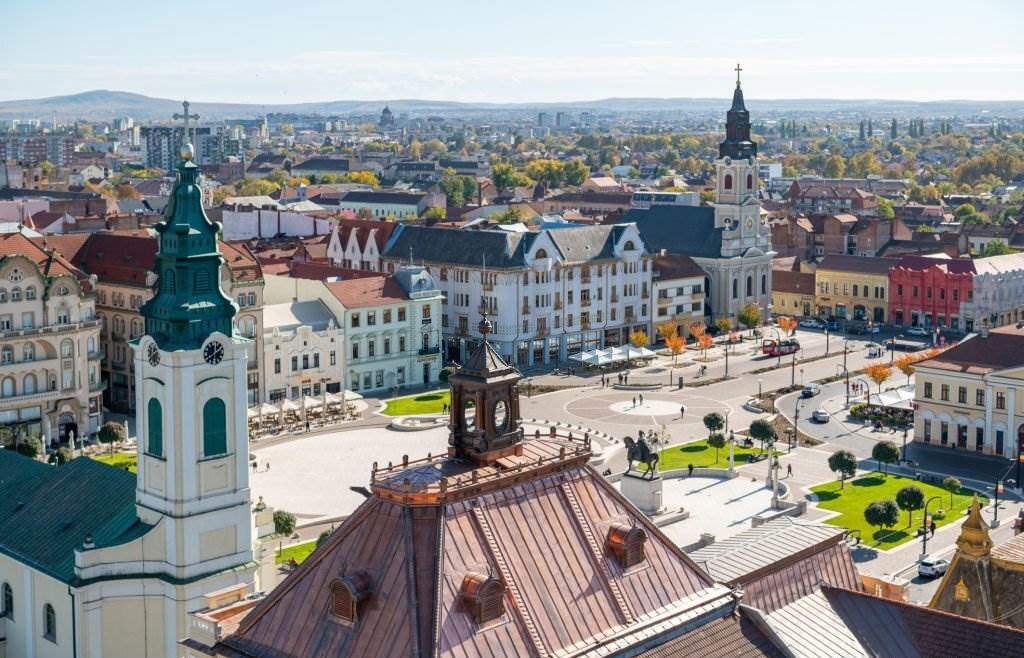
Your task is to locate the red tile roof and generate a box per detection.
[772,270,815,295]
[325,275,408,308]
[1,232,92,291]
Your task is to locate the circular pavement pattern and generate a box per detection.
[609,399,681,416]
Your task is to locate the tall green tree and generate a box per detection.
[703,412,724,438]
[890,118,898,140]
[871,441,900,474]
[896,486,925,526]
[828,450,858,489]
[864,500,900,538]
[737,303,762,334]
[748,419,776,454]
[942,476,962,508]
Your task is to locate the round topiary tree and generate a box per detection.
[707,432,727,465]
[942,476,962,508]
[273,510,297,536]
[47,447,75,466]
[896,485,925,526]
[828,449,858,489]
[864,499,900,540]
[871,441,900,475]
[98,421,127,454]
[16,435,41,459]
[703,412,724,438]
[748,419,776,454]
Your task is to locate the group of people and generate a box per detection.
[632,393,645,408]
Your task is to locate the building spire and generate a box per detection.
[956,495,993,558]
[735,62,743,88]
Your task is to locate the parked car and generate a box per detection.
[866,344,884,358]
[811,409,830,423]
[801,384,821,398]
[906,326,930,337]
[918,556,950,578]
[799,318,824,329]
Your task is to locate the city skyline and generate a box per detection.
[2,0,1022,104]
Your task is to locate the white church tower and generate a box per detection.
[703,65,775,320]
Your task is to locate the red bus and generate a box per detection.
[762,339,800,357]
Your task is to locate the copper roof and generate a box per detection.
[214,435,732,658]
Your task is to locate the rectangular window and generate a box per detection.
[302,354,309,370]
[923,419,931,442]
[398,307,406,322]
[996,392,1006,410]
[940,422,949,445]
[352,344,360,360]
[383,309,392,323]
[367,312,376,326]
[958,386,967,404]
[351,313,361,328]
[976,389,985,406]
[384,337,391,355]
[939,384,949,401]
[274,358,281,374]
[314,353,320,368]
[329,350,336,366]
[399,336,406,352]
[976,427,984,451]
[291,356,298,372]
[368,341,375,357]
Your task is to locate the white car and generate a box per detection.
[918,556,950,578]
[811,409,830,423]
[799,319,824,329]
[906,326,930,337]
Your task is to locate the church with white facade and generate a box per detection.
[0,143,259,658]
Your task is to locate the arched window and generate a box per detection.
[0,289,7,302]
[10,287,21,301]
[247,292,256,306]
[747,174,753,189]
[1,377,14,398]
[23,374,36,395]
[535,248,548,259]
[1,346,12,364]
[148,398,163,457]
[623,241,636,251]
[761,274,767,295]
[25,285,36,300]
[746,276,753,297]
[43,603,56,641]
[732,278,738,300]
[1,582,12,619]
[724,174,733,190]
[202,398,227,457]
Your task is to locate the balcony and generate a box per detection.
[418,346,441,356]
[90,381,107,393]
[657,296,672,306]
[0,319,100,341]
[580,299,591,308]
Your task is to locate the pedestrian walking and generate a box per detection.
[680,405,686,419]
[618,373,623,385]
[639,393,644,405]
[787,463,793,478]
[632,396,637,408]
[687,463,694,477]
[930,520,937,537]
[266,461,271,472]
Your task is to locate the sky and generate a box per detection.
[2,0,1022,104]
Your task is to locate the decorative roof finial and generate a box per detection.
[735,62,743,88]
[173,100,200,162]
[478,313,493,341]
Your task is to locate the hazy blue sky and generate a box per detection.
[3,0,1021,103]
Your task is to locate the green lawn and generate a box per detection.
[92,452,137,473]
[656,439,778,471]
[382,390,451,416]
[275,540,318,565]
[810,474,985,549]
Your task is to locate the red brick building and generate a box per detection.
[889,255,975,330]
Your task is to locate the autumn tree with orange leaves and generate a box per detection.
[666,335,686,365]
[777,316,798,336]
[865,363,893,393]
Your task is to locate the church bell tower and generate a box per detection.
[714,64,764,256]
[447,316,524,464]
[134,140,256,586]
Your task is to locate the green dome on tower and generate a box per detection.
[140,144,237,350]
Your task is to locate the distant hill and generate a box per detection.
[0,89,1021,121]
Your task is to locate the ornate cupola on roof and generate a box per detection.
[447,314,524,464]
[140,142,237,350]
[719,63,757,160]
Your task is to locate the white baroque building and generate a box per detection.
[962,252,1024,330]
[382,223,651,366]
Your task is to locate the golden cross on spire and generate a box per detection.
[735,63,743,88]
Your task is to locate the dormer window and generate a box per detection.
[460,572,506,625]
[329,572,372,623]
[623,241,635,251]
[606,522,647,568]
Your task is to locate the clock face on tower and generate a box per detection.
[147,343,161,366]
[746,218,754,230]
[203,341,225,365]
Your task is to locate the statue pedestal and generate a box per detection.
[621,472,664,516]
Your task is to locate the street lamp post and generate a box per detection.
[844,342,851,406]
[728,429,736,474]
[902,426,909,463]
[792,399,801,453]
[791,353,798,387]
[758,379,763,400]
[825,329,830,355]
[921,495,942,558]
[724,343,730,379]
[994,481,1004,525]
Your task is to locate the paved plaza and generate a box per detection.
[250,426,449,522]
[618,475,776,549]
